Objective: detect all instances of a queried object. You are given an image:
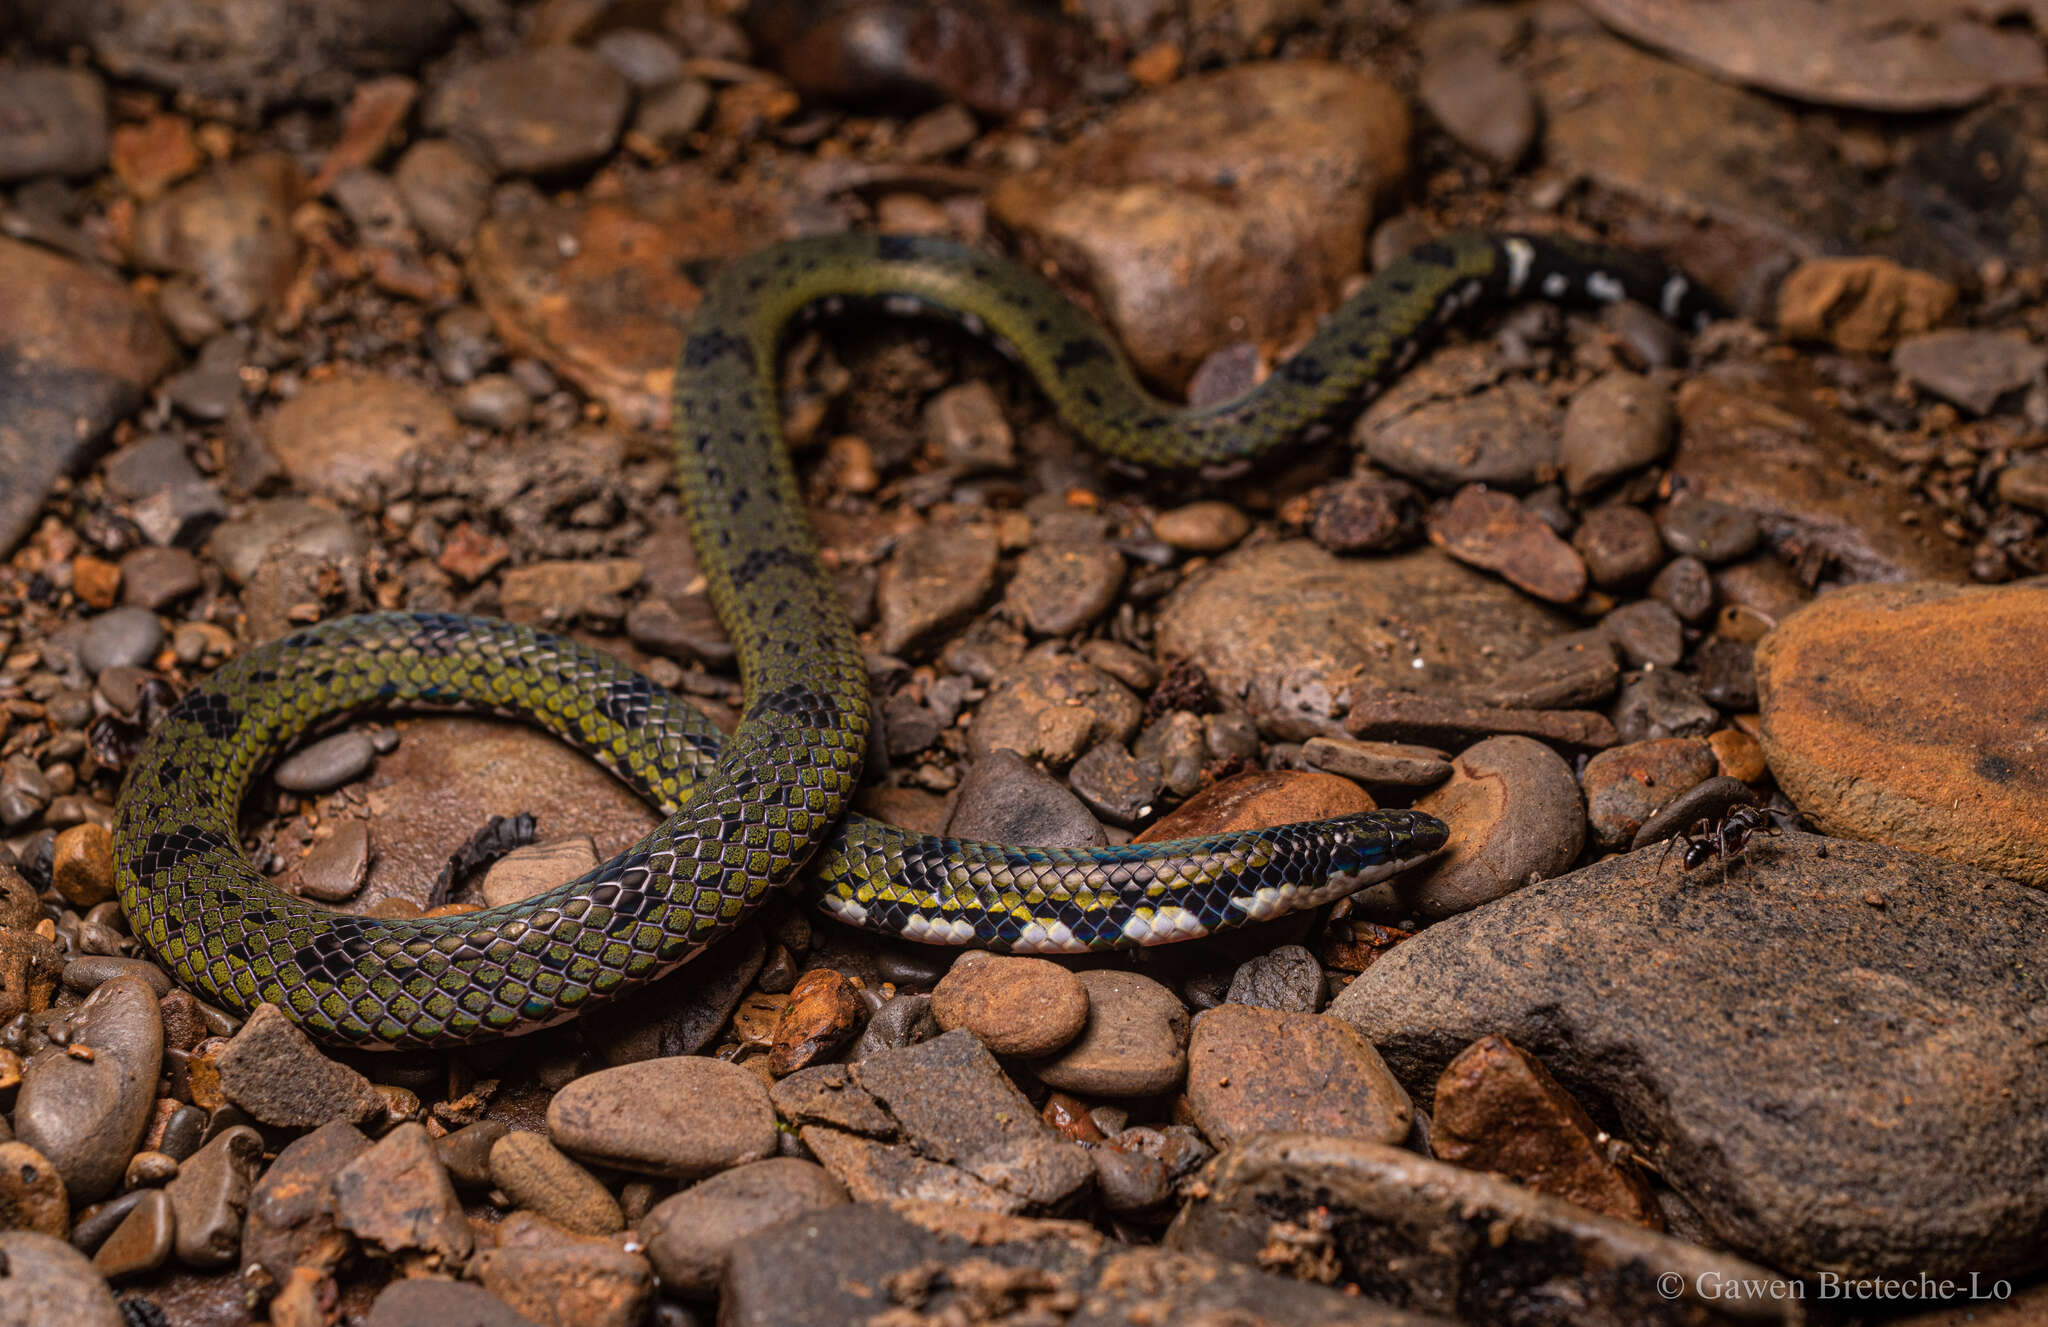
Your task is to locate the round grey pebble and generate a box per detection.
[80,608,162,675]
[273,731,378,794]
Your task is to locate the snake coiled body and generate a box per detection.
[115,229,1716,1048]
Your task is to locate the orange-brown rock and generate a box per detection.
[1776,256,1956,353]
[1757,581,2048,885]
[1135,770,1373,843]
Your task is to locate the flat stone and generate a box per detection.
[273,730,377,794]
[1136,769,1374,845]
[1186,1004,1410,1149]
[0,1231,124,1327]
[80,607,164,674]
[1307,475,1427,554]
[1301,737,1453,790]
[1345,688,1616,752]
[930,952,1090,1057]
[1417,36,1536,166]
[423,47,629,175]
[480,836,599,907]
[1156,542,1571,729]
[132,154,300,323]
[0,237,176,555]
[1167,1134,1800,1326]
[471,1238,652,1327]
[638,1158,847,1297]
[1572,504,1665,591]
[1006,541,1125,637]
[1065,740,1161,828]
[1330,833,2048,1280]
[292,819,371,902]
[264,373,460,505]
[239,1121,371,1284]
[91,1187,172,1281]
[331,1122,472,1266]
[1399,735,1586,919]
[1894,328,2048,415]
[547,1056,775,1180]
[1757,581,2048,885]
[723,1200,1430,1327]
[875,522,999,656]
[989,61,1409,390]
[498,558,642,628]
[968,655,1142,769]
[1361,350,1560,493]
[1034,969,1188,1097]
[1671,362,1971,582]
[1431,1035,1661,1227]
[14,975,161,1204]
[1151,501,1250,553]
[1428,485,1587,604]
[0,66,107,180]
[163,1124,262,1268]
[213,1004,385,1129]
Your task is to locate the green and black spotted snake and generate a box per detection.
[113,229,1718,1048]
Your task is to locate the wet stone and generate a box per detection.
[1401,735,1584,919]
[638,1158,847,1298]
[1571,504,1664,590]
[1562,371,1674,496]
[424,47,631,176]
[1429,486,1587,605]
[930,952,1090,1058]
[273,730,376,794]
[1035,969,1189,1097]
[213,1004,385,1130]
[331,1121,471,1266]
[1224,944,1324,1013]
[1894,328,2048,415]
[91,1187,172,1281]
[163,1124,261,1269]
[547,1056,775,1180]
[1186,1004,1411,1150]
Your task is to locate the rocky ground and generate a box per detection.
[2,1,2047,1324]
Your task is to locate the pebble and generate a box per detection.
[0,67,108,181]
[1090,1140,1173,1214]
[1708,728,1768,783]
[490,1130,624,1236]
[1065,741,1161,828]
[424,47,630,175]
[1657,493,1759,564]
[162,1124,261,1269]
[453,373,531,430]
[1168,1135,1799,1325]
[924,381,1015,472]
[1894,328,2048,414]
[1400,735,1584,918]
[498,558,642,628]
[471,1237,652,1327]
[1006,541,1125,636]
[132,155,299,323]
[1776,256,1957,352]
[366,1279,543,1327]
[432,1120,509,1189]
[769,969,867,1075]
[481,836,599,907]
[1137,769,1375,844]
[0,1142,67,1237]
[547,1056,775,1180]
[212,1003,385,1129]
[265,373,461,506]
[90,1187,171,1280]
[1691,634,1757,709]
[1601,598,1684,669]
[1362,360,1560,492]
[638,1158,848,1298]
[1562,372,1674,496]
[1570,504,1665,589]
[930,952,1090,1057]
[1132,710,1204,797]
[633,77,714,150]
[1429,485,1587,604]
[1307,476,1425,553]
[79,608,162,675]
[1613,668,1719,743]
[14,976,161,1204]
[968,656,1142,768]
[1758,581,2048,884]
[1185,1004,1411,1149]
[990,61,1409,388]
[1223,944,1324,1012]
[392,138,492,254]
[273,731,379,794]
[1151,502,1251,553]
[753,0,1078,115]
[1627,776,1762,853]
[294,820,371,902]
[240,1122,371,1285]
[1432,1035,1661,1226]
[331,1122,472,1265]
[1034,970,1189,1097]
[853,992,937,1061]
[794,1030,1094,1214]
[51,823,114,909]
[122,1149,178,1188]
[875,523,999,655]
[118,546,202,609]
[1417,35,1537,166]
[1333,833,2048,1279]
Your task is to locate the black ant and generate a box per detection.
[1657,803,1780,882]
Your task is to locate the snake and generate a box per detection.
[113,229,1718,1049]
